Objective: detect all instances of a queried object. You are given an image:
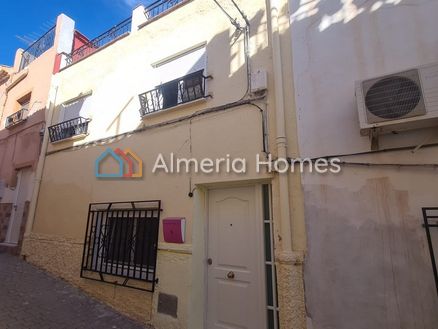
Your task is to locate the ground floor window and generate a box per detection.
[80,200,161,292]
[263,184,280,329]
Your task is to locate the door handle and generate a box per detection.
[227,271,235,279]
[207,258,213,265]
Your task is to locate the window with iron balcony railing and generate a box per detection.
[138,70,212,116]
[49,94,92,143]
[64,1,186,67]
[48,117,91,143]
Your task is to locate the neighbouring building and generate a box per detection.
[21,1,306,329]
[290,0,438,328]
[0,14,75,254]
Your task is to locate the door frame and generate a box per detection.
[203,183,267,328]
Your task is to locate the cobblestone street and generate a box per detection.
[0,253,151,329]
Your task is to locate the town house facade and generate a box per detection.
[21,1,306,329]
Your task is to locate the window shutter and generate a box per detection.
[155,47,206,84]
[60,96,92,122]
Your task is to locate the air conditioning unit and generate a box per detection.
[5,108,28,128]
[356,62,438,136]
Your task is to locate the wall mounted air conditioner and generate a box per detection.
[356,62,438,136]
[5,108,28,129]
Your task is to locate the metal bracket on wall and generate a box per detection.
[369,128,380,151]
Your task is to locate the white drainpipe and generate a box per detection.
[269,0,292,253]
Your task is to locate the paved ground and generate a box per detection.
[0,253,152,329]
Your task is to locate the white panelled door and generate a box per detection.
[5,168,32,244]
[207,186,266,329]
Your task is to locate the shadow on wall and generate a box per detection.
[291,0,410,31]
[0,108,45,187]
[288,0,438,158]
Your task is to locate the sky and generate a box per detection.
[0,0,154,66]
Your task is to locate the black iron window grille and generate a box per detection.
[66,18,132,66]
[81,201,161,292]
[48,117,90,143]
[19,26,56,71]
[139,70,211,116]
[5,109,28,129]
[422,208,438,296]
[144,0,184,19]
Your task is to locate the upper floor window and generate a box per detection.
[58,94,92,123]
[18,95,30,112]
[48,94,92,143]
[139,46,212,116]
[5,94,31,129]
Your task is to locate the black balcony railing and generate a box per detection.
[145,0,184,19]
[5,109,28,128]
[66,18,132,66]
[48,117,90,143]
[19,26,56,70]
[139,70,211,116]
[422,208,438,296]
[81,201,161,292]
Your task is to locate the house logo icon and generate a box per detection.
[95,147,143,178]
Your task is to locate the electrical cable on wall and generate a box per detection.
[212,0,252,100]
[337,161,438,168]
[46,96,266,156]
[309,142,438,160]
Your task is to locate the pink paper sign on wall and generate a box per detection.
[162,217,186,243]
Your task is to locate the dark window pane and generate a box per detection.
[267,309,275,329]
[161,80,179,109]
[262,184,270,221]
[106,216,134,264]
[181,71,203,102]
[134,216,159,267]
[266,264,273,306]
[274,265,279,305]
[265,222,271,262]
